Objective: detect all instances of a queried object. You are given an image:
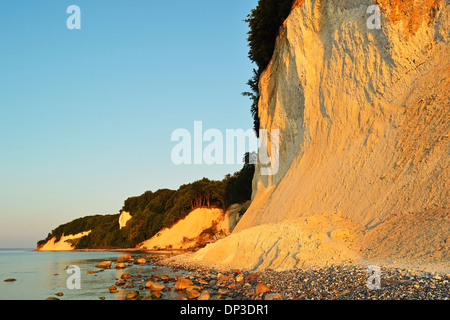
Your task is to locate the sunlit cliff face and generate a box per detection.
[119,211,132,230]
[375,0,442,37]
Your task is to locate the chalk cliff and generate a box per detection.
[186,0,449,271]
[36,231,92,251]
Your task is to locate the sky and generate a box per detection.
[0,0,258,248]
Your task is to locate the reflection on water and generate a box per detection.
[0,249,185,300]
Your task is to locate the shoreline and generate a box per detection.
[100,251,450,300]
[26,248,450,300]
[34,245,450,276]
[34,247,190,255]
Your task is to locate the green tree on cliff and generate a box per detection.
[243,0,295,135]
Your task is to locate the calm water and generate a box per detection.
[0,248,185,300]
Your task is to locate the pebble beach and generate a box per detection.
[96,253,450,301]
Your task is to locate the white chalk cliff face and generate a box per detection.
[36,231,92,251]
[188,0,449,271]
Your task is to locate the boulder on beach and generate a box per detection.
[116,254,132,263]
[115,263,126,269]
[3,278,16,282]
[264,293,282,300]
[255,283,271,295]
[115,280,126,286]
[186,285,201,299]
[95,261,112,269]
[197,290,211,300]
[145,281,165,291]
[109,285,118,293]
[175,278,193,290]
[125,291,139,300]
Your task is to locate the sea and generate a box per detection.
[0,248,186,300]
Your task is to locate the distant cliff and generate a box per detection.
[36,160,254,250]
[189,0,449,271]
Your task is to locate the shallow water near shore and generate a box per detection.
[0,248,183,300]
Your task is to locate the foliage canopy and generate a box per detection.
[243,0,296,135]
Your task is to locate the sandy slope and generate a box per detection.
[189,212,363,271]
[139,208,235,250]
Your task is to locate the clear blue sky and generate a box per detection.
[0,0,258,248]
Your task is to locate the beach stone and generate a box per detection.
[218,274,233,284]
[115,263,126,269]
[235,274,244,282]
[3,278,16,282]
[115,280,126,286]
[109,285,118,293]
[161,275,170,281]
[145,281,165,291]
[218,288,231,295]
[116,254,132,263]
[125,291,139,300]
[175,278,193,290]
[86,270,98,274]
[244,274,259,281]
[186,286,202,299]
[197,290,211,300]
[95,261,112,269]
[256,282,271,295]
[146,291,162,300]
[136,258,146,264]
[121,273,132,280]
[45,297,60,300]
[197,278,209,285]
[264,293,282,300]
[55,292,64,297]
